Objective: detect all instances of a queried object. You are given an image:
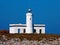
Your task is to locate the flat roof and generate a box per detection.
[9,24,45,27]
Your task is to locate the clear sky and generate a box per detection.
[0,0,60,34]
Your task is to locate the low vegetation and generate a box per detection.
[0,30,60,41]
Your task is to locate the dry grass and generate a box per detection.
[0,30,60,41]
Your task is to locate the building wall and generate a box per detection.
[9,26,45,34]
[34,27,45,34]
[9,27,26,34]
[9,27,18,34]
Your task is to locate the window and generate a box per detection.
[24,29,25,33]
[30,18,31,20]
[40,29,42,34]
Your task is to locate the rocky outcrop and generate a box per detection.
[0,35,60,45]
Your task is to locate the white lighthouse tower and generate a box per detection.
[9,9,45,34]
[26,9,33,33]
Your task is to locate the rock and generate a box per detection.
[0,35,60,45]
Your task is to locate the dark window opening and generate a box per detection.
[18,29,20,34]
[24,29,25,33]
[40,29,42,34]
[30,18,31,20]
[34,29,36,33]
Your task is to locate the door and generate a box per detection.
[40,29,42,34]
[34,29,36,33]
[18,29,20,34]
[24,29,25,33]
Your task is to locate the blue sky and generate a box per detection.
[0,0,60,34]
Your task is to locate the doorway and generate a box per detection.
[18,29,20,34]
[34,29,36,33]
[24,29,25,33]
[40,29,42,34]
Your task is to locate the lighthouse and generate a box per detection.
[9,9,45,34]
[26,9,33,33]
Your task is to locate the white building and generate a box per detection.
[9,9,45,34]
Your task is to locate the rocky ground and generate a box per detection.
[0,35,60,45]
[0,30,60,45]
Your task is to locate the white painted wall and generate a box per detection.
[9,27,26,34]
[9,26,45,34]
[9,27,18,34]
[34,27,45,34]
[26,12,33,33]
